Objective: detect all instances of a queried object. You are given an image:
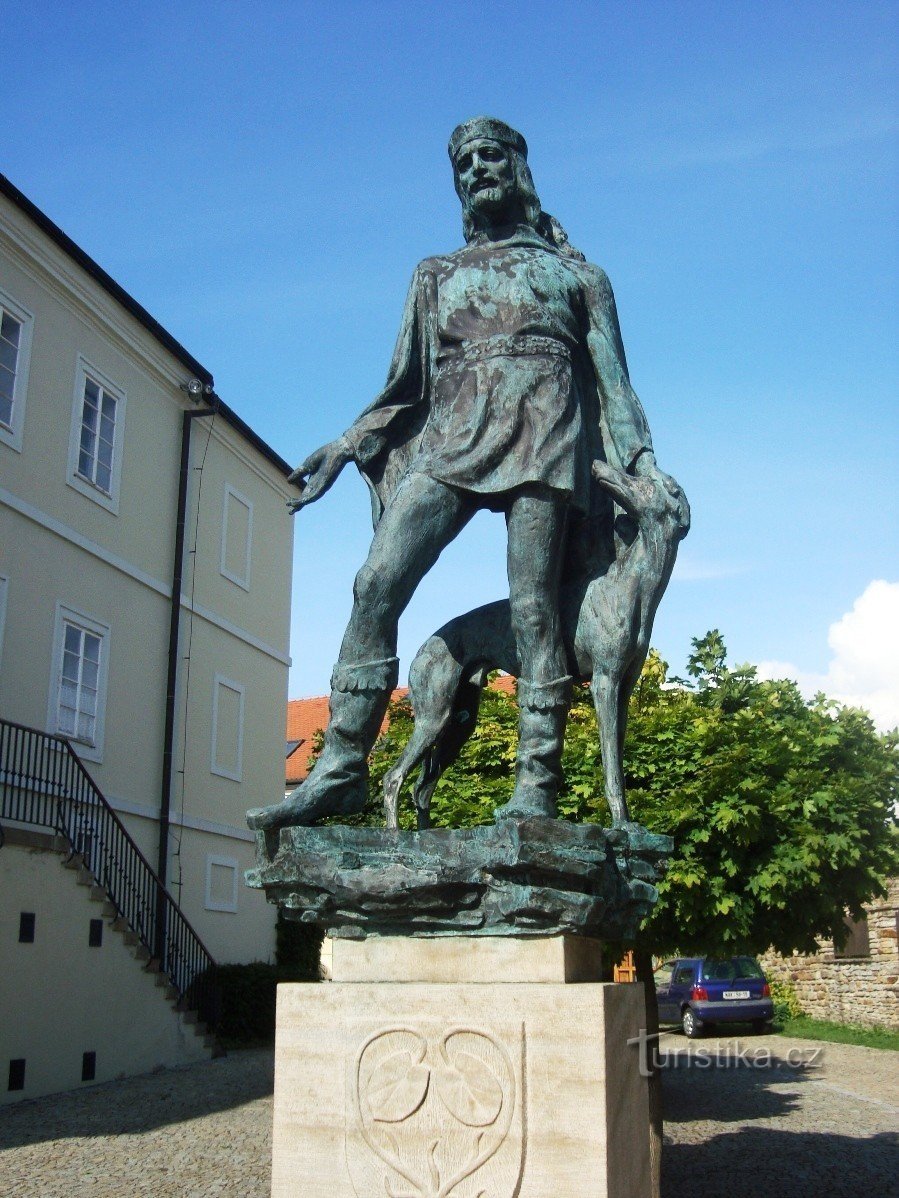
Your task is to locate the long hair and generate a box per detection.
[454,148,585,261]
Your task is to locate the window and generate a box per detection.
[78,377,117,492]
[673,965,695,986]
[653,962,674,987]
[220,485,253,590]
[81,1051,96,1082]
[88,919,103,947]
[205,855,239,912]
[0,308,21,429]
[67,358,126,513]
[18,913,35,943]
[211,675,244,781]
[0,287,34,453]
[834,914,870,959]
[48,604,110,762]
[8,1059,25,1092]
[58,623,102,741]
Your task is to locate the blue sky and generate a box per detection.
[4,2,897,719]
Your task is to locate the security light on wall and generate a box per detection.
[180,378,213,400]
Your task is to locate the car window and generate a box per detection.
[654,963,674,987]
[673,965,695,986]
[733,957,765,979]
[701,960,737,982]
[701,958,766,981]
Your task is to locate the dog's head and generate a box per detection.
[591,459,690,541]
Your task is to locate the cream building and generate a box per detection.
[0,173,297,1101]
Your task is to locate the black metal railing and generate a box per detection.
[0,718,218,1026]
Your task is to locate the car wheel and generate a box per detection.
[682,1007,701,1038]
[752,1019,772,1034]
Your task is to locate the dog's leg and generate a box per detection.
[591,672,630,825]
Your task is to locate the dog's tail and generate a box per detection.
[412,667,488,823]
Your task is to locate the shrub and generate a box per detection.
[191,920,325,1044]
[770,979,803,1024]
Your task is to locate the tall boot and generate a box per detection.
[247,656,398,830]
[495,675,572,820]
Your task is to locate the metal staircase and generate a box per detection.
[0,718,219,1029]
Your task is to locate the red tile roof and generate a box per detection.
[285,674,517,785]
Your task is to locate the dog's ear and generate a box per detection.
[591,460,642,519]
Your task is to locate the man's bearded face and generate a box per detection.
[455,138,519,223]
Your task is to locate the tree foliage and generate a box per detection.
[359,632,898,957]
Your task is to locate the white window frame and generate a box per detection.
[0,286,35,454]
[220,484,253,591]
[0,574,8,671]
[205,854,239,913]
[47,603,111,764]
[67,355,126,515]
[211,674,245,782]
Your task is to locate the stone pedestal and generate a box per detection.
[271,936,650,1197]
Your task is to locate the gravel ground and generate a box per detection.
[0,1033,895,1197]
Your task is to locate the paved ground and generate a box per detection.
[657,1030,898,1198]
[0,1033,895,1196]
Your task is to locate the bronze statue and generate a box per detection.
[248,116,674,834]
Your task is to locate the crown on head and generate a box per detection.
[448,117,528,164]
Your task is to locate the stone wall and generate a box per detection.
[761,878,899,1029]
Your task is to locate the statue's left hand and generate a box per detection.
[287,436,353,512]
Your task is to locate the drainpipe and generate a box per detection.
[156,396,216,962]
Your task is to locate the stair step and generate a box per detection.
[63,854,84,870]
[205,1034,219,1051]
[134,944,151,961]
[89,885,107,902]
[112,916,128,933]
[51,835,70,853]
[164,986,179,1002]
[102,901,117,918]
[122,930,138,946]
[143,957,162,974]
[181,1009,198,1025]
[76,868,94,886]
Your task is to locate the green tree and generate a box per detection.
[366,637,897,955]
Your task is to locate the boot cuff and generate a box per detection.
[518,675,573,710]
[331,656,399,694]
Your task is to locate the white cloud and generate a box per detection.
[672,555,749,582]
[757,580,899,733]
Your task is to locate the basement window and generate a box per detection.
[18,912,35,943]
[8,1059,25,1091]
[88,919,103,948]
[81,1051,96,1082]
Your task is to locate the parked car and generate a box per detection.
[654,956,775,1037]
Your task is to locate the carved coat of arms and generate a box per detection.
[346,1022,525,1198]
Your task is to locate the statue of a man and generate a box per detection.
[248,117,657,832]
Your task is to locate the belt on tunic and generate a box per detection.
[436,333,571,367]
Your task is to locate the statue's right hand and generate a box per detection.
[287,436,353,511]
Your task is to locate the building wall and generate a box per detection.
[0,186,294,974]
[760,878,899,1030]
[1,834,211,1104]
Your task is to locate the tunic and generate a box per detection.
[344,226,653,526]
